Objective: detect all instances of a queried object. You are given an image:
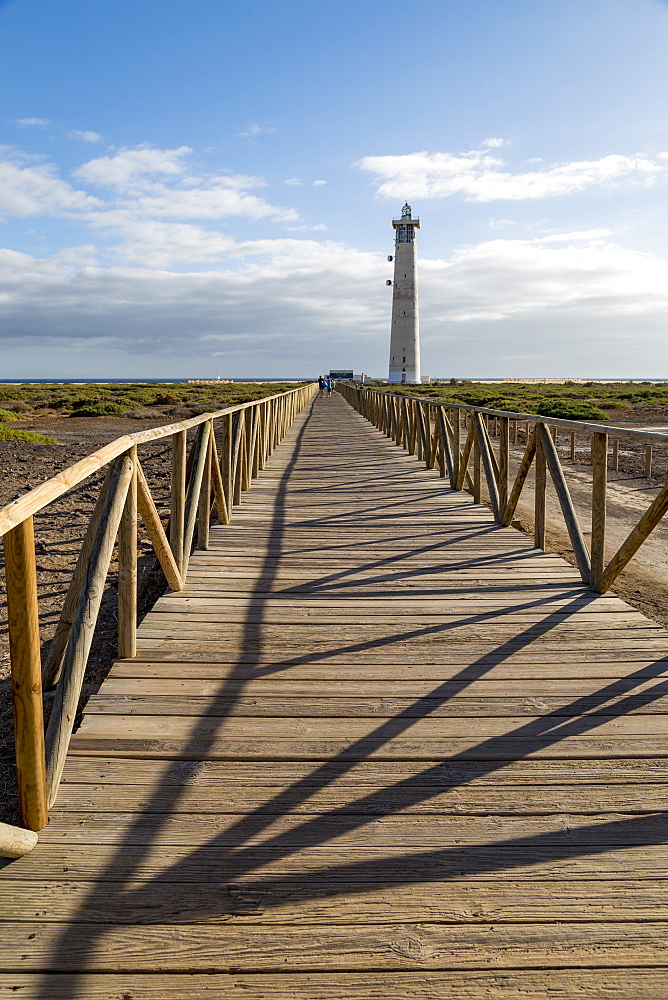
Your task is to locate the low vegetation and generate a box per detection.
[369,380,668,422]
[0,426,57,443]
[0,381,307,422]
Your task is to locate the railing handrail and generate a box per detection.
[0,385,312,537]
[356,386,668,445]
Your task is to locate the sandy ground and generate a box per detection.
[2,409,668,825]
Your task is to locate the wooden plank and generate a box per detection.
[71,713,668,739]
[83,693,668,718]
[4,920,668,971]
[4,969,668,998]
[68,736,668,760]
[12,841,668,883]
[4,878,668,924]
[53,781,668,815]
[59,754,668,785]
[96,677,668,697]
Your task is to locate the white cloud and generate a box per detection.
[237,123,275,138]
[313,179,327,186]
[15,117,50,128]
[69,130,104,144]
[482,137,505,148]
[74,145,191,187]
[0,154,100,219]
[358,146,668,202]
[284,177,303,186]
[71,145,297,226]
[489,218,516,230]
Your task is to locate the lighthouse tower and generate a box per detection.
[388,202,420,384]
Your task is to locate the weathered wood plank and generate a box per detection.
[3,878,668,924]
[4,920,668,971]
[3,970,668,999]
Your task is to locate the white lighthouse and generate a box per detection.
[388,202,420,384]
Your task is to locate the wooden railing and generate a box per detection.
[340,383,668,597]
[0,382,316,848]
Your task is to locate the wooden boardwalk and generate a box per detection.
[3,391,668,997]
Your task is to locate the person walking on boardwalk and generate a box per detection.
[318,375,327,398]
[326,378,334,398]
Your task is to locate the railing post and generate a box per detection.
[570,431,576,462]
[591,431,608,588]
[4,516,48,831]
[118,445,137,659]
[498,416,509,519]
[452,409,460,486]
[197,423,213,550]
[234,412,245,504]
[534,424,547,550]
[170,430,187,566]
[473,433,481,503]
[612,439,619,472]
[645,445,653,479]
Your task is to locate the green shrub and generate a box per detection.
[150,392,182,405]
[0,408,21,422]
[69,403,128,418]
[535,399,608,421]
[0,426,57,443]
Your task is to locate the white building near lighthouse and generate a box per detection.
[388,202,420,384]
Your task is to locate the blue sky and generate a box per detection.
[2,0,668,378]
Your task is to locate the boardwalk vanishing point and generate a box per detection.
[3,389,668,997]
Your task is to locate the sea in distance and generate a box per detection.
[0,377,308,384]
[3,377,668,384]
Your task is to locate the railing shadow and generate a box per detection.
[20,392,668,990]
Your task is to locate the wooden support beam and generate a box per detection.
[498,416,509,518]
[590,431,608,589]
[502,430,536,526]
[537,423,591,582]
[3,516,48,831]
[233,412,245,505]
[596,480,668,593]
[436,409,455,486]
[197,424,213,550]
[182,421,211,576]
[42,465,114,688]
[534,428,547,550]
[456,421,475,492]
[612,438,619,472]
[136,462,183,593]
[472,434,481,503]
[210,432,229,526]
[169,430,186,567]
[45,453,133,807]
[117,446,137,660]
[473,412,500,521]
[452,409,460,486]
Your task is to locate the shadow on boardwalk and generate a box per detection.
[14,394,668,995]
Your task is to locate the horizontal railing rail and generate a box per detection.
[0,382,317,850]
[340,382,668,600]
